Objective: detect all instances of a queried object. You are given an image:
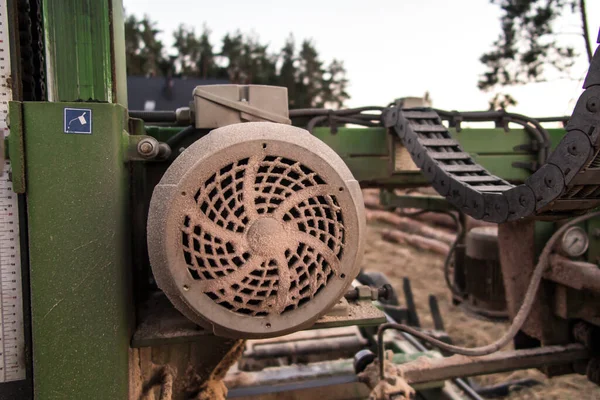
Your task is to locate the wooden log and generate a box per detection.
[381,229,450,255]
[366,210,456,245]
[362,188,381,197]
[393,208,457,231]
[364,196,385,210]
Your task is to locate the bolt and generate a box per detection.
[344,287,359,301]
[138,139,155,156]
[378,284,394,302]
[587,96,600,113]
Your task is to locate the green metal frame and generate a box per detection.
[42,0,114,102]
[6,0,133,397]
[309,126,568,186]
[20,101,131,399]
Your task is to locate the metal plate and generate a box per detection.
[148,122,366,339]
[131,293,385,348]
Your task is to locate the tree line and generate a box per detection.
[124,15,349,109]
[479,0,592,109]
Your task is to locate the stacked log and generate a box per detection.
[362,189,458,255]
[380,229,450,255]
[365,210,455,245]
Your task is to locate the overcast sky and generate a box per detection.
[123,0,600,117]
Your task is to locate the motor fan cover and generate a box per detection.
[148,122,365,338]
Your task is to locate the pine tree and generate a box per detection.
[480,0,593,108]
[124,13,351,108]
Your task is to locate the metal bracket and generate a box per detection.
[511,142,541,173]
[124,133,170,162]
[447,111,463,132]
[132,293,386,347]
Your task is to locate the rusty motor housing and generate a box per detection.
[147,122,366,338]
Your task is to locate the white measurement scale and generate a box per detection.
[0,0,26,383]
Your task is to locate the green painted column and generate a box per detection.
[42,0,115,102]
[24,102,130,399]
[27,1,132,398]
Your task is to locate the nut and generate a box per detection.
[138,139,155,156]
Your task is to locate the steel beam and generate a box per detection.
[398,344,589,385]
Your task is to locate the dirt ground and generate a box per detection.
[363,221,600,400]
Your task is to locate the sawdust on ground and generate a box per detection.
[363,222,600,400]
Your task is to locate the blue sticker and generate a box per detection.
[64,108,92,134]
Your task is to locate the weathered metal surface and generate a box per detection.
[546,255,600,293]
[24,102,130,399]
[244,334,366,360]
[396,344,589,385]
[132,294,386,347]
[225,351,437,391]
[498,219,571,377]
[310,297,386,329]
[244,326,366,360]
[42,0,113,102]
[148,122,366,339]
[498,221,569,343]
[464,226,507,315]
[132,293,209,348]
[553,285,600,326]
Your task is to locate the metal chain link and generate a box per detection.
[383,46,600,222]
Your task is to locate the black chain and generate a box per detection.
[17,0,45,101]
[383,45,600,222]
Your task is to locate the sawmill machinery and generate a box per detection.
[0,0,599,399]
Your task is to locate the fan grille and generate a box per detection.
[181,154,346,316]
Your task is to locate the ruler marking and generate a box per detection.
[0,1,24,383]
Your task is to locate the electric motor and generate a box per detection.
[147,122,366,338]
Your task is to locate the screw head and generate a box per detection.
[519,195,528,207]
[587,96,599,113]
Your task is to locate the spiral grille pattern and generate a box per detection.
[180,155,346,316]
